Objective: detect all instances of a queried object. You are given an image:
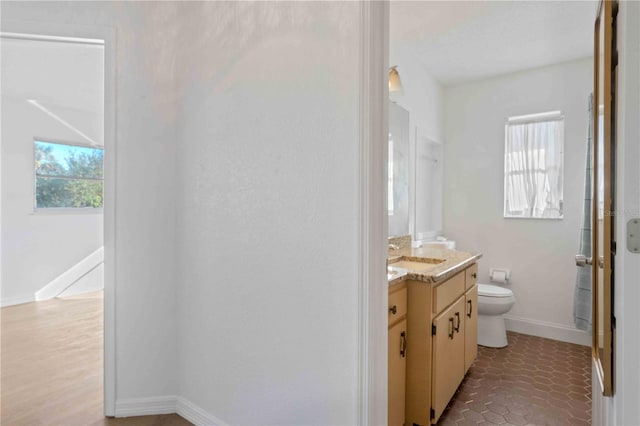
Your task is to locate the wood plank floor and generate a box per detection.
[1,291,191,426]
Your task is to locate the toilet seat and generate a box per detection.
[478,283,513,298]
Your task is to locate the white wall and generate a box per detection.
[444,58,592,345]
[2,0,181,403]
[1,38,104,305]
[2,4,372,422]
[173,3,362,424]
[389,48,444,144]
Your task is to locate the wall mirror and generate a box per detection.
[414,135,442,241]
[388,101,410,237]
[592,0,616,397]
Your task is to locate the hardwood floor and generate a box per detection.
[1,291,191,426]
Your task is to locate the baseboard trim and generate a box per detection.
[176,397,226,425]
[504,315,591,346]
[114,396,176,417]
[0,294,35,307]
[114,396,225,425]
[35,247,104,301]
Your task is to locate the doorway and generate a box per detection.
[385,2,596,425]
[0,23,116,421]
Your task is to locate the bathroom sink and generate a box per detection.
[390,258,445,273]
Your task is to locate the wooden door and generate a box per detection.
[388,319,407,426]
[464,285,478,372]
[431,297,465,423]
[591,0,616,396]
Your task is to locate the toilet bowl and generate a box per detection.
[477,283,515,348]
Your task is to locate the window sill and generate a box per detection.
[503,215,564,220]
[31,208,103,215]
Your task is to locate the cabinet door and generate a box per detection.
[389,319,407,426]
[431,297,465,423]
[464,285,478,372]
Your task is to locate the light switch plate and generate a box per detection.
[628,218,640,253]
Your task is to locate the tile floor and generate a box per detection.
[438,332,591,426]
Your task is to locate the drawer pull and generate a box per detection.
[471,272,477,279]
[448,318,455,339]
[400,331,407,358]
[389,305,397,315]
[454,312,461,333]
[467,300,473,318]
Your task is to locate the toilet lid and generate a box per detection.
[478,283,513,298]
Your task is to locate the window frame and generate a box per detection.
[32,137,104,213]
[503,111,565,220]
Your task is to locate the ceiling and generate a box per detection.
[390,0,597,85]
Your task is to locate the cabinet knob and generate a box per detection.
[389,305,397,315]
[400,331,407,358]
[471,272,477,279]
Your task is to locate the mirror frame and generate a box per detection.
[592,0,616,397]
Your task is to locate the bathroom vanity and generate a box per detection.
[388,244,481,426]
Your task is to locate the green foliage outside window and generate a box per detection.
[35,141,104,209]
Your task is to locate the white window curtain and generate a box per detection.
[504,117,564,218]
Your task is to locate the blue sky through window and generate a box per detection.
[36,141,102,164]
[35,141,103,179]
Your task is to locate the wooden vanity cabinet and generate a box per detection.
[431,297,466,421]
[465,263,478,290]
[404,263,478,426]
[464,284,478,372]
[388,283,408,426]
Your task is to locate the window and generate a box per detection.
[34,140,104,209]
[504,111,564,219]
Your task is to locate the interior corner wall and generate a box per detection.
[1,0,181,403]
[1,39,104,306]
[173,2,361,424]
[443,58,592,344]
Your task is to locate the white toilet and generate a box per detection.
[477,283,516,348]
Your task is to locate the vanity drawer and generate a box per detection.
[465,263,478,290]
[389,287,407,323]
[433,272,465,314]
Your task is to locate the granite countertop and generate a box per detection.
[387,246,482,287]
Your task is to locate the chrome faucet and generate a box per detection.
[388,243,400,251]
